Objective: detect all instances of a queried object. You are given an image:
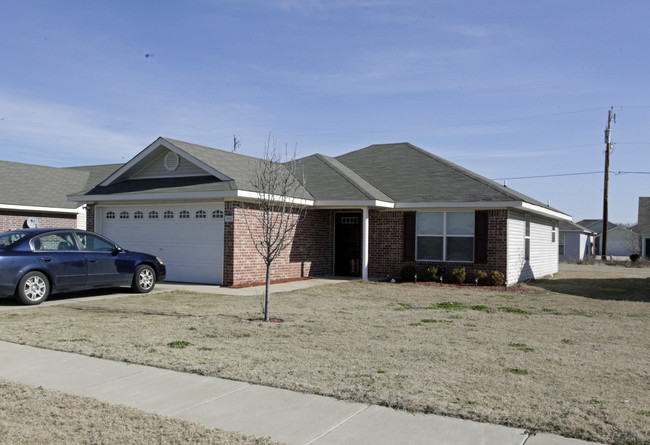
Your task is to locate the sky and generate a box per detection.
[1,0,649,224]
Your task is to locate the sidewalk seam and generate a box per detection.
[168,383,252,416]
[302,404,371,445]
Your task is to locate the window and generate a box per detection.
[120,211,129,219]
[559,234,565,256]
[552,222,556,243]
[149,211,159,219]
[164,211,174,219]
[212,210,224,219]
[106,211,115,219]
[416,211,474,262]
[179,210,190,219]
[76,232,116,252]
[525,215,531,262]
[134,211,144,219]
[32,232,77,252]
[195,210,206,219]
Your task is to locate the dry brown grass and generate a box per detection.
[0,379,281,444]
[0,263,649,444]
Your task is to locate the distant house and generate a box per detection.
[558,221,595,261]
[0,160,119,232]
[636,197,650,259]
[576,218,639,258]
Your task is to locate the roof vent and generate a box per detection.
[164,152,180,171]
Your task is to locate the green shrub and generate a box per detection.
[452,267,466,284]
[487,270,505,286]
[473,270,488,285]
[423,265,440,281]
[400,264,416,282]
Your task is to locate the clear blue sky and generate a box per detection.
[1,1,649,223]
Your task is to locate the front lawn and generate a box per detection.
[0,263,648,444]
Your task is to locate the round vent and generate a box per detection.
[25,217,39,228]
[164,152,180,171]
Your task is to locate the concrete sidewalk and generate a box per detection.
[0,341,602,445]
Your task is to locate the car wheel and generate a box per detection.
[132,265,155,293]
[17,271,50,305]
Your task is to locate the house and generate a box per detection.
[67,137,571,286]
[636,197,650,259]
[0,160,119,232]
[576,219,640,258]
[558,221,595,261]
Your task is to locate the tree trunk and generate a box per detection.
[264,262,271,321]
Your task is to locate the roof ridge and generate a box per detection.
[312,154,392,202]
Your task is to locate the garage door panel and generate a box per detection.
[98,204,224,284]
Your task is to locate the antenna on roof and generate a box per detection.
[233,135,241,153]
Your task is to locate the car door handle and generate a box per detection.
[41,257,52,262]
[88,259,97,263]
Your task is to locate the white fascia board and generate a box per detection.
[395,201,516,209]
[395,201,572,221]
[235,190,315,206]
[101,138,230,186]
[0,203,83,214]
[313,200,394,208]
[520,202,572,220]
[69,191,241,202]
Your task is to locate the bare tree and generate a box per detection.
[244,135,307,321]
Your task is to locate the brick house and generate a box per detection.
[0,160,119,233]
[67,137,571,286]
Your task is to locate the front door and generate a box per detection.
[335,212,362,276]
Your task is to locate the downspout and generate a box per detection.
[362,207,369,281]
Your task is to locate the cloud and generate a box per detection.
[0,95,146,166]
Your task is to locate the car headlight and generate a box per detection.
[156,257,164,265]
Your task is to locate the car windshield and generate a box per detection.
[0,231,29,249]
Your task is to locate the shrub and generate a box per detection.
[423,265,440,281]
[452,267,466,284]
[400,264,416,282]
[630,253,640,262]
[473,270,488,285]
[487,270,505,286]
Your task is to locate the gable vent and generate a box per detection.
[164,152,180,171]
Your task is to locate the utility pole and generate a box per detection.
[601,107,616,260]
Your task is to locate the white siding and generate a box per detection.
[507,210,558,283]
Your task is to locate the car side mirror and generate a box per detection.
[112,247,123,256]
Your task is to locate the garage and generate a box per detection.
[96,203,224,284]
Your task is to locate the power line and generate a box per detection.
[491,170,650,181]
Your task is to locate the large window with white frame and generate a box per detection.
[416,211,474,262]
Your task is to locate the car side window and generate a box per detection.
[32,233,78,252]
[76,233,117,252]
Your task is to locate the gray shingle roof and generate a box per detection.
[559,220,596,233]
[294,154,392,202]
[0,160,94,209]
[335,143,556,208]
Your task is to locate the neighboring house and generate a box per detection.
[558,221,595,261]
[577,218,640,257]
[636,197,650,259]
[68,137,570,286]
[0,160,119,232]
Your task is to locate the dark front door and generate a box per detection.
[335,212,362,276]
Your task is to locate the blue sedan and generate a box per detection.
[0,228,166,305]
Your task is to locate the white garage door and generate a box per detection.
[97,203,224,284]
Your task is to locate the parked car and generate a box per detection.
[0,228,166,305]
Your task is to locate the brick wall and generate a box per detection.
[368,209,508,282]
[0,210,77,232]
[223,201,333,287]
